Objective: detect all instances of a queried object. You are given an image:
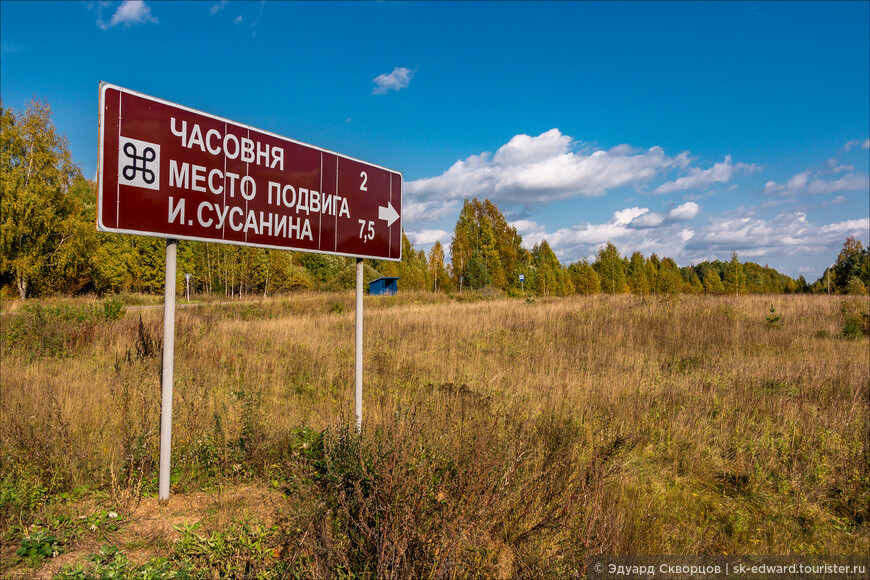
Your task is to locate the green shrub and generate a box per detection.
[765,304,783,327]
[102,295,126,321]
[55,545,189,580]
[0,469,50,521]
[1,299,125,357]
[841,297,870,339]
[16,529,62,567]
[845,276,868,296]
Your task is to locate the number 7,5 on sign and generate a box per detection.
[358,219,375,243]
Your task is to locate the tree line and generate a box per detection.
[442,199,870,297]
[3,99,868,300]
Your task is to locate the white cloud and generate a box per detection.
[806,173,870,195]
[687,212,869,262]
[654,155,761,194]
[98,0,158,29]
[633,212,665,227]
[405,229,451,247]
[821,195,848,207]
[825,158,854,173]
[613,207,649,225]
[518,201,702,263]
[819,218,870,235]
[234,15,243,24]
[510,219,547,235]
[844,138,870,151]
[668,201,700,221]
[372,67,415,95]
[403,198,460,225]
[764,171,809,195]
[607,202,699,229]
[765,169,869,196]
[405,129,690,209]
[492,129,572,166]
[211,1,228,14]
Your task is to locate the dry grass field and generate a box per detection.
[1,292,868,578]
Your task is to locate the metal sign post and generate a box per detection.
[355,258,364,433]
[158,239,177,503]
[185,272,191,302]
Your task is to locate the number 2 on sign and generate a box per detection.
[358,219,375,243]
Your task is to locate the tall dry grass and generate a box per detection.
[1,292,868,576]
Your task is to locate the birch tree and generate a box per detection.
[1,100,81,298]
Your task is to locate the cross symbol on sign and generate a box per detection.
[118,136,160,191]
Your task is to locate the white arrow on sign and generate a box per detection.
[378,202,400,227]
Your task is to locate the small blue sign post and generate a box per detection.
[519,273,524,291]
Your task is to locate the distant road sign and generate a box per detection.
[98,83,402,261]
[519,274,525,281]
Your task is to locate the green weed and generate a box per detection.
[16,529,62,567]
[765,304,783,328]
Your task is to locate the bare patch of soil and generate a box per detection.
[4,485,286,579]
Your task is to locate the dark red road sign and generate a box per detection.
[98,83,402,260]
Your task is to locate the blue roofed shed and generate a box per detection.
[368,277,400,296]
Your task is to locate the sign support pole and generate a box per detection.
[355,258,364,434]
[158,239,177,502]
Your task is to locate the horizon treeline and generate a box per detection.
[3,99,869,300]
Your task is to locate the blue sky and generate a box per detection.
[2,1,868,280]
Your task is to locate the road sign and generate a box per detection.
[98,83,402,261]
[519,274,525,282]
